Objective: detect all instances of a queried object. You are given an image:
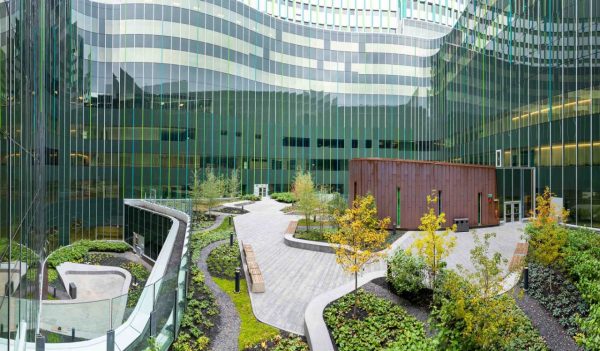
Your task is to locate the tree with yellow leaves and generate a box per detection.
[411,190,456,290]
[328,194,390,318]
[527,186,569,268]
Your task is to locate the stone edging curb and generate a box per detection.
[303,270,386,351]
[284,233,335,253]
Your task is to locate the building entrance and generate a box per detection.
[504,201,521,222]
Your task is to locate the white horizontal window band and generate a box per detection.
[90,47,428,97]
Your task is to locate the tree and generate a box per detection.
[292,170,319,231]
[199,166,225,215]
[527,186,569,268]
[190,168,203,215]
[328,194,391,318]
[464,232,507,299]
[326,192,347,229]
[432,232,535,350]
[227,168,240,198]
[410,190,456,290]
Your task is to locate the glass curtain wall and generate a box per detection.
[433,0,600,226]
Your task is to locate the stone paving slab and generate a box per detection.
[234,198,525,335]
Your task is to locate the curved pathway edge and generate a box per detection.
[303,270,386,351]
[195,217,241,351]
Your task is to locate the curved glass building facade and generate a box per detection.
[0,0,599,342]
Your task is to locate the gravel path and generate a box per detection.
[513,287,582,351]
[197,233,241,351]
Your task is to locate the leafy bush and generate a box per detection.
[46,240,130,268]
[173,267,219,351]
[241,194,261,201]
[432,271,547,351]
[387,250,426,296]
[324,289,434,351]
[244,333,309,351]
[526,262,587,336]
[270,192,297,203]
[561,228,600,349]
[207,241,240,279]
[190,216,234,262]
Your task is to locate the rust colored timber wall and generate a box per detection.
[349,158,499,229]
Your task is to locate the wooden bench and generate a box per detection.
[242,243,265,293]
[285,220,298,235]
[508,242,529,272]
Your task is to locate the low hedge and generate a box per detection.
[47,240,130,269]
[324,289,434,351]
[270,192,297,203]
[241,194,261,201]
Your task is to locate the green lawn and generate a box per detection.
[212,277,279,350]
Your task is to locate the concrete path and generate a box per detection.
[197,239,241,351]
[234,199,389,334]
[234,198,525,335]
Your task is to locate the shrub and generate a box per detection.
[241,194,261,201]
[527,262,587,336]
[46,240,130,269]
[270,192,297,203]
[207,241,241,279]
[387,250,426,295]
[324,289,434,351]
[561,228,600,348]
[432,271,547,351]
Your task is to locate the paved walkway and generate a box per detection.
[234,199,525,335]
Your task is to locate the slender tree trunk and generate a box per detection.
[354,271,358,318]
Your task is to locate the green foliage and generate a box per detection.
[527,262,588,336]
[174,216,235,350]
[0,238,39,265]
[190,216,234,262]
[432,234,546,351]
[228,169,241,198]
[213,276,280,349]
[174,266,219,351]
[191,166,227,214]
[46,240,130,268]
[387,250,426,295]
[270,192,297,203]
[412,191,456,290]
[293,229,330,242]
[464,232,507,298]
[560,228,600,348]
[121,262,150,308]
[292,169,319,231]
[576,304,600,350]
[207,241,241,279]
[526,223,568,267]
[431,271,547,351]
[47,268,58,283]
[271,335,309,351]
[324,289,435,351]
[325,192,347,227]
[240,194,261,201]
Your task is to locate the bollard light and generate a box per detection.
[235,267,241,293]
[230,232,234,247]
[392,222,396,236]
[523,266,529,290]
[71,328,76,341]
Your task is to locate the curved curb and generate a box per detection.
[284,233,335,253]
[303,270,386,351]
